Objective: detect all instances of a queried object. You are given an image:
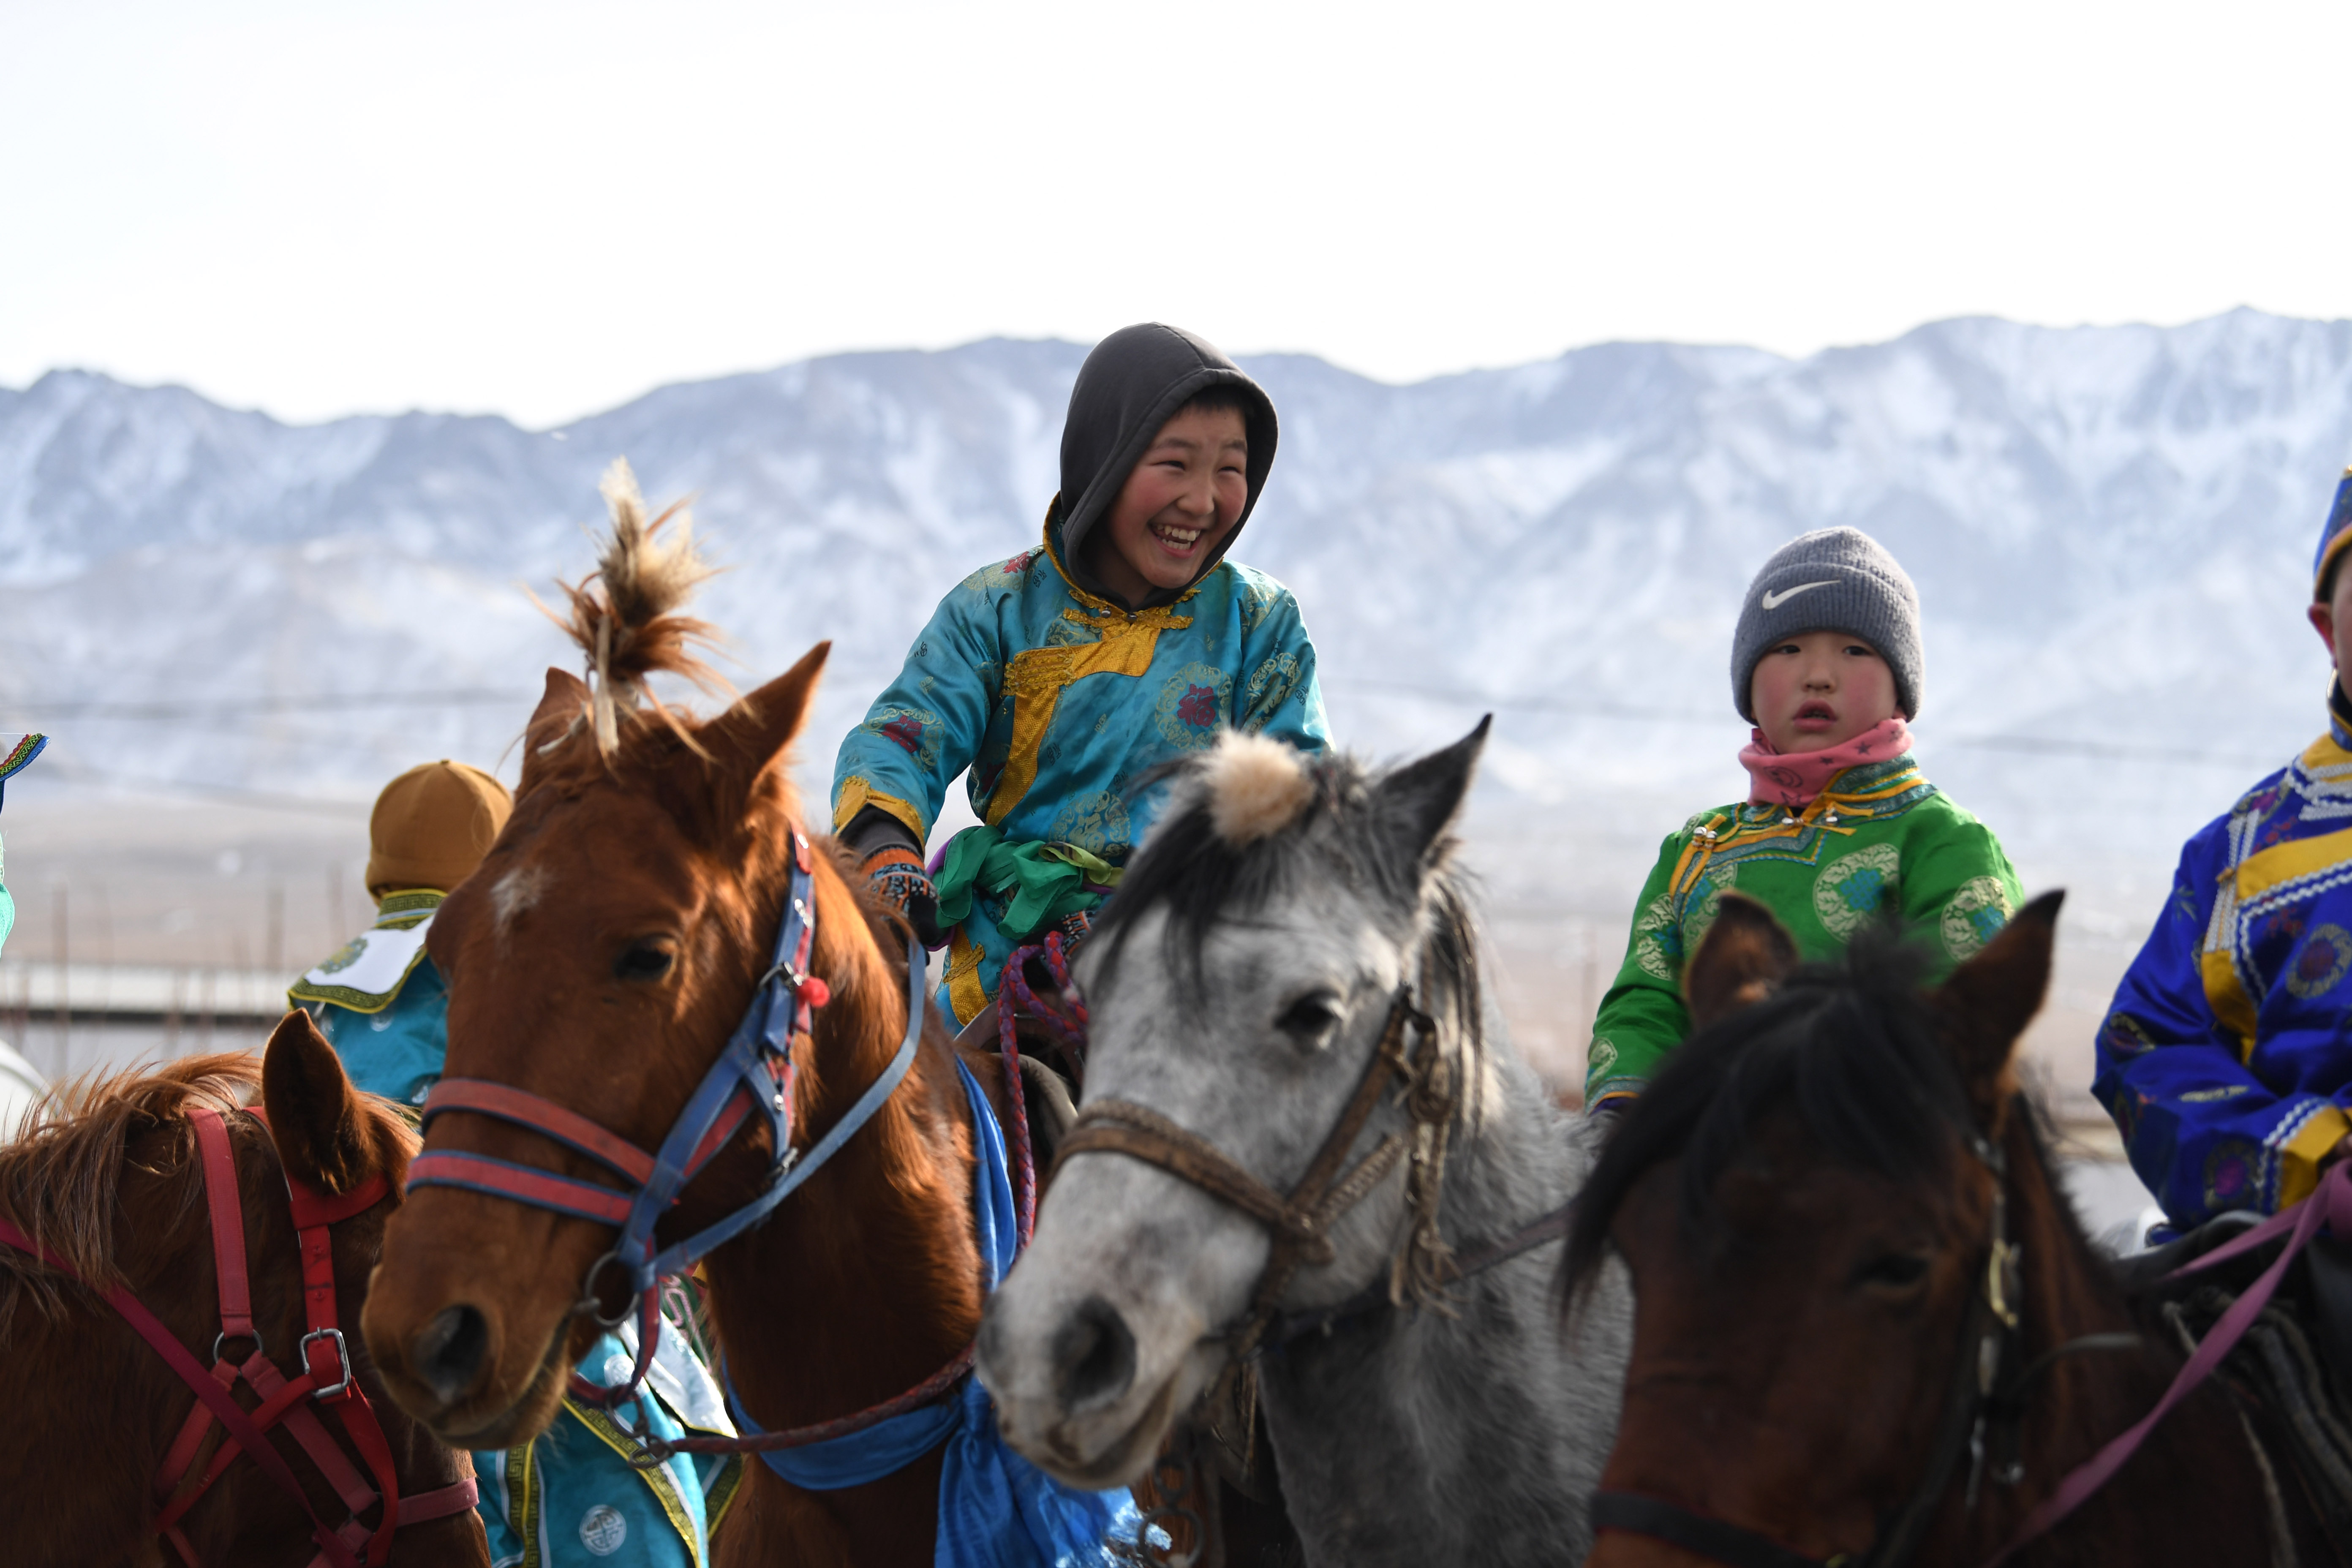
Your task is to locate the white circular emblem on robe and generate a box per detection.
[579,1503,628,1556]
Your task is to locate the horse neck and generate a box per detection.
[702,861,984,1424]
[1925,1108,2266,1566]
[1258,1022,1628,1567]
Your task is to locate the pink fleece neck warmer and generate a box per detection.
[1738,717,1913,809]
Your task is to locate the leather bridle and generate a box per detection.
[1590,1123,2140,1568]
[406,824,925,1407]
[0,1104,479,1568]
[1055,987,1464,1361]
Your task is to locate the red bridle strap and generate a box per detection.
[0,1104,478,1568]
[0,1205,362,1568]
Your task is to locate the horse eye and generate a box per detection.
[1855,1252,1931,1290]
[614,940,676,982]
[1276,993,1340,1038]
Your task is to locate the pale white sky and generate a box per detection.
[4,0,2347,429]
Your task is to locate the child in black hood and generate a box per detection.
[833,323,1330,1024]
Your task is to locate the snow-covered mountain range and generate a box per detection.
[6,311,2351,932]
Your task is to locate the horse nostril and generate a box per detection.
[1053,1294,1137,1411]
[411,1304,491,1406]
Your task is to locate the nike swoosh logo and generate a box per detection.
[1760,580,1835,611]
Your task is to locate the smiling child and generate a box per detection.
[833,324,1329,1025]
[1584,526,2025,1109]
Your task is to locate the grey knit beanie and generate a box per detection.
[1730,528,1923,721]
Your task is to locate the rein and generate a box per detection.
[406,825,922,1408]
[0,1104,478,1568]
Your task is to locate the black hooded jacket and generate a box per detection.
[1051,323,1279,610]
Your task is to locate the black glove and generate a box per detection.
[866,848,947,949]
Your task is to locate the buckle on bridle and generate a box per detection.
[302,1326,355,1401]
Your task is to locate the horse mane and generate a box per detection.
[1562,928,1985,1302]
[1092,746,1487,1090]
[0,1051,414,1321]
[542,457,727,762]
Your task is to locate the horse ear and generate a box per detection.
[1684,893,1799,1029]
[1930,889,2063,1121]
[1373,716,1490,868]
[694,642,830,822]
[261,1009,373,1197]
[518,668,590,795]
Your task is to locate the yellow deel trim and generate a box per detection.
[947,925,989,1026]
[571,1397,706,1565]
[2303,731,2352,773]
[2278,1103,2352,1212]
[832,777,926,843]
[703,1455,746,1534]
[1666,816,1729,900]
[2200,947,2259,1061]
[504,1442,543,1568]
[2232,825,2352,907]
[978,514,1208,826]
[1668,784,1870,900]
[991,605,1192,825]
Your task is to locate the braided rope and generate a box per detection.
[996,932,1085,1244]
[640,1344,980,1462]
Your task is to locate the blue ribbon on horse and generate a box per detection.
[730,1059,1144,1567]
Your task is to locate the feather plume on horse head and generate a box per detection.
[544,458,728,762]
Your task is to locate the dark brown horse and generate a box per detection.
[0,1014,487,1568]
[357,481,1080,1567]
[1567,892,2328,1567]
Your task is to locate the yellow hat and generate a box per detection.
[365,761,513,897]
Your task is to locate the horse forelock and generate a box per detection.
[1564,931,1979,1301]
[1094,746,1486,1097]
[456,694,923,1168]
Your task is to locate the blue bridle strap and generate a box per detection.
[407,825,926,1410]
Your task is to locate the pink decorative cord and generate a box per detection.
[1984,1160,2352,1564]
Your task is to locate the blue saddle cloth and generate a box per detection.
[735,1059,1143,1567]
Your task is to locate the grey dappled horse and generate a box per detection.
[978,722,1632,1566]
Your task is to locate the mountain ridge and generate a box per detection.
[5,308,2350,928]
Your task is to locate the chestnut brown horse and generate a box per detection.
[1566,892,2330,1567]
[0,1014,487,1568]
[358,478,1125,1566]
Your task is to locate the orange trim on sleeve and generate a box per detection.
[833,777,926,844]
[2279,1104,2352,1213]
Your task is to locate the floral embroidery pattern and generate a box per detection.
[2100,1011,2156,1060]
[1633,893,1682,982]
[1240,653,1305,733]
[960,549,1037,591]
[2203,1138,2260,1214]
[860,705,943,773]
[1939,874,2015,961]
[1235,575,1278,634]
[1812,844,1902,939]
[1683,866,1740,948]
[2285,923,2352,999]
[1046,790,1132,864]
[1153,662,1233,751]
